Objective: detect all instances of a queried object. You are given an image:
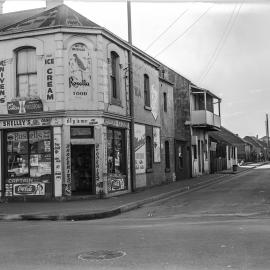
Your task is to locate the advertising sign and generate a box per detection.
[134,124,146,174]
[13,183,45,196]
[153,127,161,162]
[7,99,43,114]
[68,43,91,97]
[45,55,55,101]
[151,84,159,121]
[108,175,126,192]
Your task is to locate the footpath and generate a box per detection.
[0,163,265,221]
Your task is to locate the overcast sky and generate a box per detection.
[3,0,270,138]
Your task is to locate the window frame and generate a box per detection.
[144,74,150,108]
[15,46,37,98]
[110,51,121,105]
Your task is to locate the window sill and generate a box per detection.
[146,168,153,173]
[165,168,171,173]
[144,105,152,111]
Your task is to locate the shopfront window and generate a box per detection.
[5,129,52,197]
[107,127,127,193]
[107,128,126,174]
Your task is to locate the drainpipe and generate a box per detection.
[127,0,136,192]
[188,83,193,178]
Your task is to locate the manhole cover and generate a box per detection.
[78,250,126,261]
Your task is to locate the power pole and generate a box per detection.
[266,113,269,160]
[127,0,136,192]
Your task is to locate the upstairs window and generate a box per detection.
[110,51,120,101]
[144,74,150,107]
[163,92,167,112]
[16,47,37,97]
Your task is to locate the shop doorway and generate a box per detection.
[71,145,94,195]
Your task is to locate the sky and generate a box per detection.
[2,0,270,138]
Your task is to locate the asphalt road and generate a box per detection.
[1,164,270,270]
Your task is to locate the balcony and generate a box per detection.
[191,110,221,130]
[190,85,221,131]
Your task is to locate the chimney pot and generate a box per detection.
[46,0,64,9]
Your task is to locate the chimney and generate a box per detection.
[46,0,64,9]
[0,0,5,14]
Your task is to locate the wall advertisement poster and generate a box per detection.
[153,127,161,162]
[134,124,146,174]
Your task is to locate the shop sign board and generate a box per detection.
[134,124,146,174]
[66,117,103,126]
[7,99,43,114]
[0,117,62,129]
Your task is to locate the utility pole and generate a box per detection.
[266,113,269,161]
[127,0,136,192]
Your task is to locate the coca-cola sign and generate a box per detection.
[13,183,45,196]
[25,100,43,113]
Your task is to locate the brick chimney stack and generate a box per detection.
[46,0,64,9]
[0,0,5,14]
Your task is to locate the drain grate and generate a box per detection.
[78,250,126,261]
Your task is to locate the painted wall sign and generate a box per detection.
[153,127,161,162]
[151,84,159,120]
[0,59,7,104]
[64,143,71,196]
[7,99,43,114]
[65,117,103,126]
[95,143,103,194]
[134,124,146,174]
[54,133,62,186]
[45,55,55,101]
[69,43,91,97]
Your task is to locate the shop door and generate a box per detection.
[71,145,94,195]
[175,140,190,181]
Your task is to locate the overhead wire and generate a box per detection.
[145,8,189,52]
[198,1,244,83]
[154,4,214,58]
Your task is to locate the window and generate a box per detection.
[144,74,150,107]
[165,141,170,170]
[16,47,37,97]
[110,51,120,101]
[71,127,94,139]
[146,136,153,170]
[163,92,167,112]
[107,128,126,174]
[7,129,52,179]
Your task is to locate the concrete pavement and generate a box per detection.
[0,163,264,221]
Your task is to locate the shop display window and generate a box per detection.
[107,128,126,174]
[7,129,52,179]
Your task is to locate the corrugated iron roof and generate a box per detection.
[0,4,100,34]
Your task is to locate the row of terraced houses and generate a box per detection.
[0,0,230,200]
